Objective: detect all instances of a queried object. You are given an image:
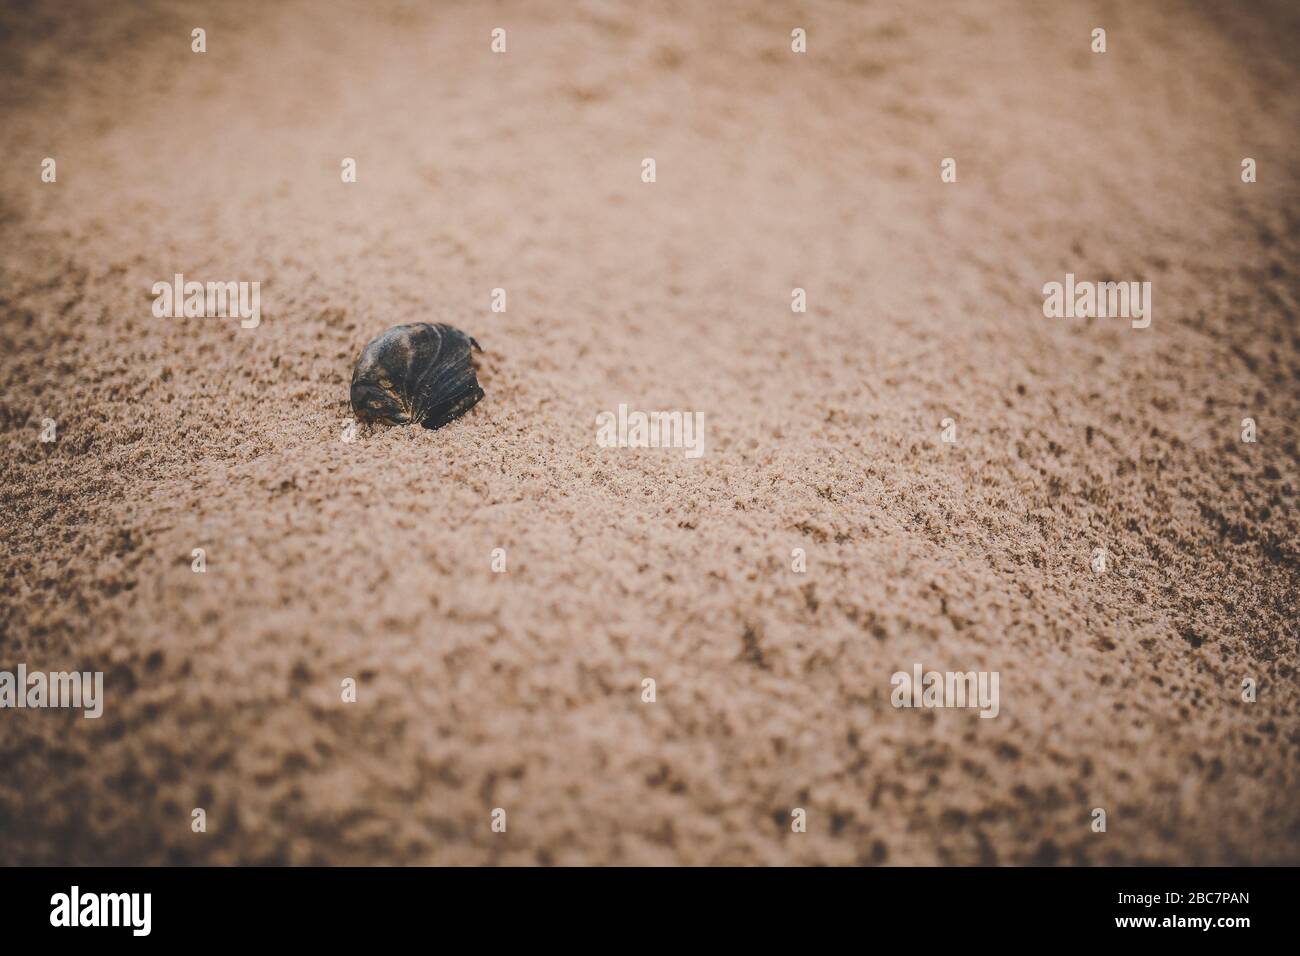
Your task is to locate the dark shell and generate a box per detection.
[350,323,484,430]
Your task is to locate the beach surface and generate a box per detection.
[1,0,1298,864]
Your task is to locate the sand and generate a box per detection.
[1,0,1298,865]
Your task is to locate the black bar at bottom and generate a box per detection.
[0,866,1284,942]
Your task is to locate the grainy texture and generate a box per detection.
[1,0,1298,865]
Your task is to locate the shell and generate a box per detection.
[350,323,485,429]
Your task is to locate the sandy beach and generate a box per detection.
[1,0,1298,865]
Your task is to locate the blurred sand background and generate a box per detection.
[1,0,1298,865]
